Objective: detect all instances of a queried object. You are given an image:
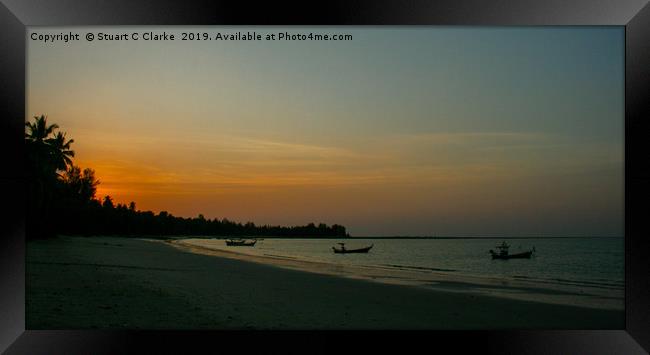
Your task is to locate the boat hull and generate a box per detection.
[332,245,373,254]
[490,250,533,260]
[225,240,257,246]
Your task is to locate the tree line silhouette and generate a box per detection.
[25,115,349,239]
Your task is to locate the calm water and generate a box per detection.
[183,237,624,291]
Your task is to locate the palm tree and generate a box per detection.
[26,115,76,176]
[25,115,74,239]
[26,115,57,177]
[46,131,75,172]
[25,114,58,142]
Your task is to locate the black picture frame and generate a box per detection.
[1,0,649,353]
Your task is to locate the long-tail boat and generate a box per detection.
[225,238,257,247]
[332,242,373,254]
[489,241,535,259]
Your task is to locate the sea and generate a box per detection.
[180,237,624,293]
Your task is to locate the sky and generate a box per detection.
[27,27,624,237]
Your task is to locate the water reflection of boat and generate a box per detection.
[489,241,534,260]
[225,238,257,247]
[332,242,373,254]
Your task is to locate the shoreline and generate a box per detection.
[169,238,623,311]
[27,236,624,329]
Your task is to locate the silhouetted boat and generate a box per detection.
[225,238,257,246]
[489,241,534,260]
[332,242,373,254]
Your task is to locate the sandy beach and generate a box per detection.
[172,238,624,311]
[26,236,624,330]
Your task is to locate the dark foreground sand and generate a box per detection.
[26,236,624,330]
